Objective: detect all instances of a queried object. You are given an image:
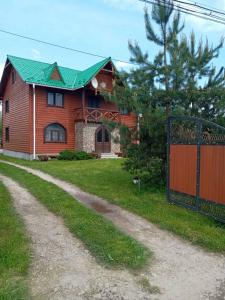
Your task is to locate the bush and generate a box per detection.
[140,157,165,187]
[123,144,165,188]
[58,150,93,161]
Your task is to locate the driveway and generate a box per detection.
[1,160,225,300]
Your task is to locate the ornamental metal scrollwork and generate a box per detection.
[171,125,197,144]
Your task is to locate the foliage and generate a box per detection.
[126,1,225,118]
[0,182,30,299]
[0,162,150,269]
[2,155,225,252]
[105,0,225,185]
[102,119,133,156]
[123,144,165,188]
[57,150,93,161]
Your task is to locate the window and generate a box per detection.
[44,123,66,143]
[47,92,64,107]
[88,96,100,108]
[55,93,63,106]
[12,71,16,84]
[48,93,54,106]
[5,100,9,113]
[120,107,129,115]
[5,127,9,142]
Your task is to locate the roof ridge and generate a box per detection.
[7,54,50,66]
[82,56,111,72]
[7,54,81,73]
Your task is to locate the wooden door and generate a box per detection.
[95,126,111,153]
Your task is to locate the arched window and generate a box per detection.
[44,123,66,143]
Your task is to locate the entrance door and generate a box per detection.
[95,126,111,153]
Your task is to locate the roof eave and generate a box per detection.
[25,81,84,91]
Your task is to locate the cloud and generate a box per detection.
[102,0,144,11]
[115,61,132,71]
[32,48,41,59]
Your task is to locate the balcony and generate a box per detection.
[74,107,120,124]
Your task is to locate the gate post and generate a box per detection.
[196,120,202,211]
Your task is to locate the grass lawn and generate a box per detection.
[0,181,30,300]
[1,155,225,252]
[0,162,150,269]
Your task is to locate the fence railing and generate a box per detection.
[74,107,120,124]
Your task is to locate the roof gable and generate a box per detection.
[4,55,112,90]
[43,62,64,82]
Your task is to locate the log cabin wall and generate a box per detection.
[2,67,31,154]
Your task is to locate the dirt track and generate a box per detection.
[1,160,225,299]
[0,174,154,300]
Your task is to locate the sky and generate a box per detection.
[0,0,225,79]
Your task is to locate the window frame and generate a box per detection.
[5,100,9,113]
[47,91,64,108]
[5,127,9,142]
[44,123,67,143]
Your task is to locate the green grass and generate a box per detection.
[0,181,30,300]
[0,162,150,269]
[1,155,225,252]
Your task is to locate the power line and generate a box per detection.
[139,0,225,25]
[0,0,224,69]
[171,0,225,23]
[0,28,137,66]
[172,0,225,23]
[173,0,225,17]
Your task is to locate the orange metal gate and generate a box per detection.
[167,116,225,222]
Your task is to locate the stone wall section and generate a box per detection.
[111,128,121,153]
[75,122,120,153]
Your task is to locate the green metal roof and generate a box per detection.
[7,55,111,90]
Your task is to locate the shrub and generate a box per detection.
[57,150,75,160]
[140,157,165,187]
[74,151,93,160]
[58,150,93,161]
[123,144,165,188]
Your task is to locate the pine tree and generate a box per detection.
[107,1,225,185]
[129,0,184,115]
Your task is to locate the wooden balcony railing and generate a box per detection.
[74,107,120,124]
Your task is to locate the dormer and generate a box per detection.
[43,62,64,83]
